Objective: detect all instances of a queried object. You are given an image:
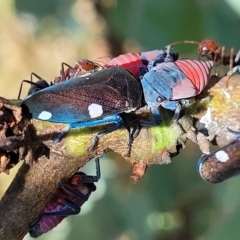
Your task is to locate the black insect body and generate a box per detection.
[22,66,143,152]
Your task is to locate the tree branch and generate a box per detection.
[0,73,239,239]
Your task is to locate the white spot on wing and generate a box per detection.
[38,111,52,120]
[88,104,103,118]
[215,150,230,162]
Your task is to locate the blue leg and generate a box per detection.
[55,115,124,152]
[87,120,123,152]
[140,108,162,127]
[81,154,102,183]
[140,101,182,127]
[161,101,182,122]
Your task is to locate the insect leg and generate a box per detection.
[29,199,80,236]
[161,101,182,122]
[59,181,90,201]
[140,108,162,127]
[54,125,70,143]
[88,121,123,152]
[54,115,124,149]
[81,153,103,183]
[41,199,81,218]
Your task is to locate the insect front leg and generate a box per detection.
[54,125,70,143]
[66,115,124,152]
[139,108,162,127]
[87,121,123,152]
[161,101,182,122]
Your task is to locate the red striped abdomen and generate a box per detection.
[105,53,144,78]
[175,60,213,95]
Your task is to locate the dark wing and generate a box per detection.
[23,66,141,123]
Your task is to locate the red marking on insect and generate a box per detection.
[105,52,144,79]
[29,157,101,238]
[174,59,213,95]
[104,50,177,79]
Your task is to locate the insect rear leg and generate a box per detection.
[119,114,136,157]
[41,199,81,218]
[81,152,103,183]
[59,181,90,201]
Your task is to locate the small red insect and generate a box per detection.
[54,59,103,84]
[198,39,240,80]
[169,39,225,62]
[18,59,103,99]
[168,39,240,77]
[198,39,220,60]
[29,157,101,238]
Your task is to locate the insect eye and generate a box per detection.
[156,96,163,103]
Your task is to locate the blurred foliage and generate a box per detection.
[0,0,240,239]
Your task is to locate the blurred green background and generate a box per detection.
[0,0,240,239]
